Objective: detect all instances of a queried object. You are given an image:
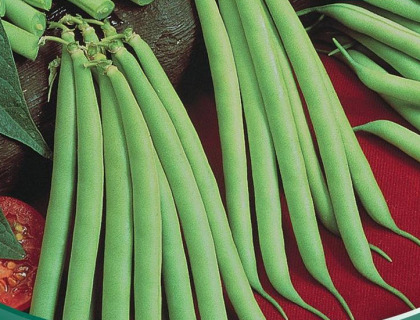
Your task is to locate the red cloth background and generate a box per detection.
[186,53,420,320]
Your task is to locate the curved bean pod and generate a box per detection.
[105,65,162,320]
[22,0,51,10]
[63,44,104,320]
[4,0,45,36]
[110,46,228,320]
[363,0,420,23]
[336,27,420,82]
[299,3,420,60]
[338,50,420,131]
[30,30,76,320]
[354,120,420,162]
[98,73,132,320]
[334,39,420,106]
[118,30,267,319]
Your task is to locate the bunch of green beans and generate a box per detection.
[31,2,420,317]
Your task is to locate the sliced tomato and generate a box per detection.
[0,196,44,311]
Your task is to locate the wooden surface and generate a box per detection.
[3,0,326,203]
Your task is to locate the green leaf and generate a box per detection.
[0,207,25,260]
[0,18,52,159]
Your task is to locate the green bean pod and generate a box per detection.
[129,0,154,5]
[0,0,5,17]
[4,0,45,36]
[22,0,51,10]
[111,46,228,320]
[363,0,420,23]
[336,27,420,82]
[3,20,39,60]
[360,3,420,33]
[312,42,415,308]
[299,3,420,61]
[221,0,327,318]
[63,44,104,320]
[64,0,114,19]
[154,153,196,320]
[30,30,76,320]
[98,73,132,320]
[354,120,420,162]
[193,0,257,300]
[234,0,353,318]
[120,31,267,320]
[333,39,420,106]
[105,65,162,320]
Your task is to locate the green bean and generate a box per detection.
[354,120,420,162]
[220,1,330,318]
[358,3,420,33]
[299,3,420,60]
[154,152,196,320]
[64,0,114,19]
[234,0,353,318]
[0,0,5,17]
[341,49,420,131]
[266,0,413,315]
[22,0,51,10]
[30,30,76,320]
[4,0,45,36]
[363,0,420,23]
[266,9,392,263]
[3,20,39,60]
[104,65,162,320]
[335,27,420,81]
[311,41,415,307]
[63,43,104,320]
[98,73,132,320]
[116,29,266,320]
[193,0,258,304]
[129,0,154,5]
[334,39,420,106]
[110,46,228,320]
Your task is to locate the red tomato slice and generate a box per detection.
[0,196,44,311]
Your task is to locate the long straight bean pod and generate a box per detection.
[298,3,420,61]
[362,0,420,23]
[30,30,76,320]
[105,65,162,320]
[98,73,132,320]
[110,46,228,320]
[193,0,257,299]
[310,41,416,307]
[111,30,267,319]
[62,44,104,320]
[221,0,326,318]
[354,120,420,162]
[154,153,196,320]
[4,0,45,36]
[233,0,352,318]
[3,21,39,60]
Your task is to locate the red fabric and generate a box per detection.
[186,54,420,320]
